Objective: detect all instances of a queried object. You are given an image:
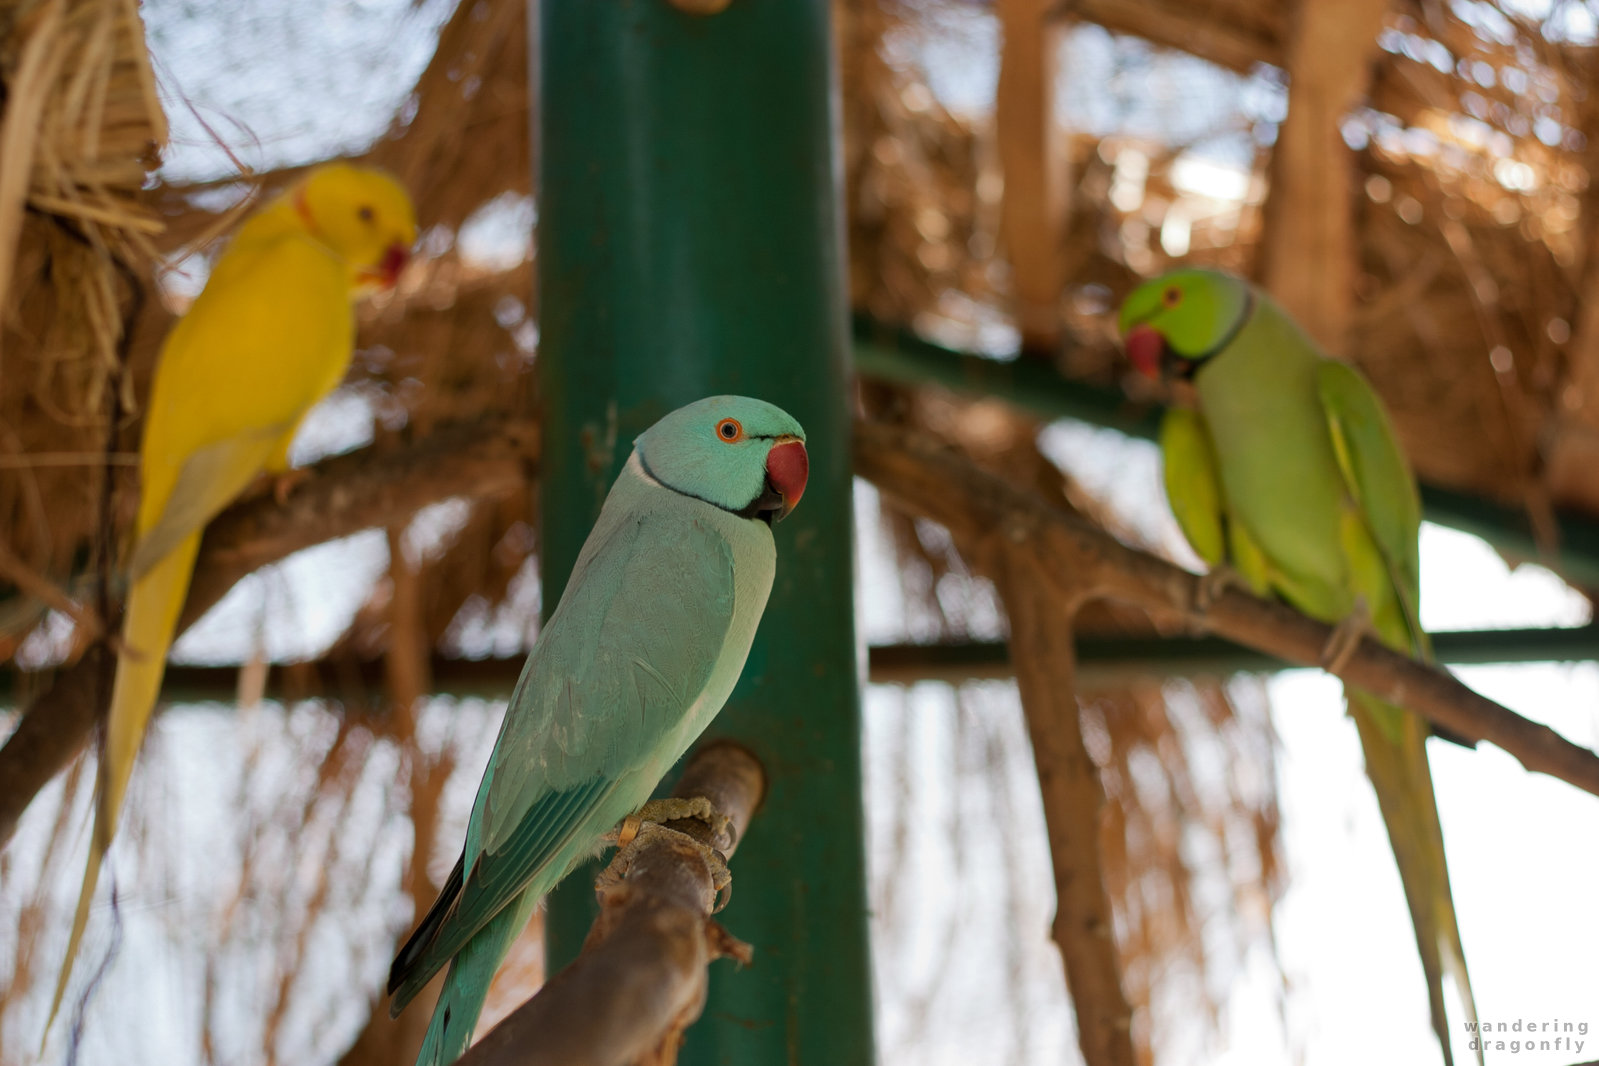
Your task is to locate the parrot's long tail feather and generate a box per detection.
[44,533,200,1046]
[414,888,538,1066]
[1349,688,1480,1066]
[43,835,104,1044]
[390,854,466,1015]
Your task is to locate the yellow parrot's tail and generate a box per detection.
[45,531,201,1042]
[1348,689,1480,1066]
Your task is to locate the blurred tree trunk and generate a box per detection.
[1259,0,1391,354]
[1544,102,1599,512]
[996,0,1067,350]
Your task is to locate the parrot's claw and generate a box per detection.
[598,822,734,911]
[600,798,721,849]
[272,468,312,506]
[634,796,731,842]
[250,467,311,506]
[602,797,734,909]
[1186,565,1240,631]
[1320,598,1373,675]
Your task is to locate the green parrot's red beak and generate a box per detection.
[1125,323,1167,379]
[763,437,808,522]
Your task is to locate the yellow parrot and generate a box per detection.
[47,163,417,1034]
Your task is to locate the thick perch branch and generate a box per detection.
[853,419,1599,799]
[0,419,538,846]
[458,741,767,1066]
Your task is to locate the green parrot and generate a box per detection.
[386,395,808,1066]
[1119,269,1479,1066]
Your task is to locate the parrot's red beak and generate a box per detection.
[361,242,411,290]
[1124,323,1167,379]
[763,438,808,523]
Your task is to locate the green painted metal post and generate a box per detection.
[535,2,872,1064]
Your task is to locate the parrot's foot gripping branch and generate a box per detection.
[601,823,734,912]
[1189,565,1241,625]
[1320,598,1374,676]
[604,796,736,910]
[613,796,731,848]
[601,822,734,910]
[268,467,313,506]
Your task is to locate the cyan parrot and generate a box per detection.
[386,395,809,1066]
[1119,269,1479,1066]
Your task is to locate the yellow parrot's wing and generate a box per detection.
[127,425,292,581]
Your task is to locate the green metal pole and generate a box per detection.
[536,3,872,1065]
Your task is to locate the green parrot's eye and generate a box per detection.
[1162,286,1182,309]
[716,417,744,442]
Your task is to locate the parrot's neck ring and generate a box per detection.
[635,451,741,518]
[1189,289,1255,367]
[293,187,326,243]
[635,446,789,525]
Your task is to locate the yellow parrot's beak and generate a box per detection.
[359,242,411,290]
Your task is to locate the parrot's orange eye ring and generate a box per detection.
[1162,286,1182,309]
[716,418,744,442]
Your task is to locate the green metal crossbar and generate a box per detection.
[10,626,1579,709]
[869,626,1599,686]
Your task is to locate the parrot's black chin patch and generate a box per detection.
[1166,352,1201,383]
[738,479,790,525]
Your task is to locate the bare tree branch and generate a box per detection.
[185,419,538,629]
[0,418,538,846]
[853,419,1599,799]
[0,539,103,642]
[998,560,1137,1066]
[458,741,766,1066]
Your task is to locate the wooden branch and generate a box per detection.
[0,418,538,846]
[458,741,767,1066]
[0,648,110,843]
[1068,0,1282,74]
[185,420,538,630]
[854,419,1599,799]
[0,539,103,641]
[999,561,1137,1066]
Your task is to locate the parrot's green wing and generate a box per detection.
[1316,360,1427,655]
[388,504,736,1007]
[127,424,292,581]
[1319,361,1481,1065]
[1159,407,1227,567]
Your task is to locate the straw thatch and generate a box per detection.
[0,0,165,655]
